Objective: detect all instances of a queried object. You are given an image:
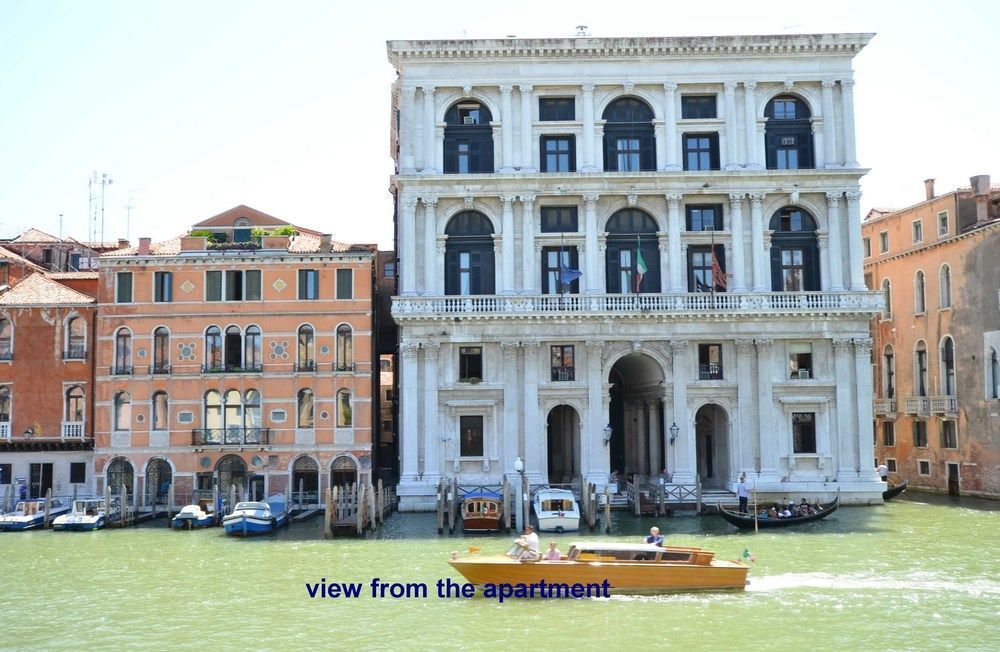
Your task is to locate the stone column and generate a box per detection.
[841,80,858,167]
[501,195,516,294]
[670,341,694,483]
[666,193,684,292]
[520,194,536,294]
[663,83,680,170]
[637,402,649,475]
[743,81,759,170]
[845,190,865,290]
[421,86,436,174]
[501,342,521,478]
[825,192,845,291]
[519,85,535,171]
[818,235,830,291]
[399,86,416,173]
[735,339,757,473]
[581,83,597,172]
[422,343,441,484]
[584,341,604,485]
[854,338,876,477]
[723,81,739,169]
[435,240,446,295]
[648,399,662,476]
[500,84,515,172]
[584,193,601,293]
[833,338,856,480]
[755,339,777,480]
[728,193,747,292]
[399,341,421,483]
[657,234,670,294]
[821,80,838,167]
[749,193,768,291]
[523,342,542,482]
[399,196,418,295]
[421,196,437,295]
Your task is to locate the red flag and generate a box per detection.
[711,246,727,290]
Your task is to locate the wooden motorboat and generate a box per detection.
[461,492,504,533]
[222,495,288,536]
[882,479,908,501]
[448,541,749,593]
[533,488,580,533]
[0,498,71,531]
[717,496,839,530]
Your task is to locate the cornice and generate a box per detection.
[863,219,1000,268]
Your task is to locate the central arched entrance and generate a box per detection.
[292,456,320,504]
[145,458,172,506]
[216,455,247,500]
[330,455,358,488]
[609,353,665,480]
[695,404,730,489]
[546,405,580,484]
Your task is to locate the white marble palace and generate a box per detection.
[387,34,885,509]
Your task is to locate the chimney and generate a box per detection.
[138,237,151,255]
[924,179,935,201]
[971,174,991,225]
[320,234,332,253]
[117,238,130,249]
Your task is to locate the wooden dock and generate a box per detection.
[323,479,396,537]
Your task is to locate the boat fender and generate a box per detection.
[271,517,277,530]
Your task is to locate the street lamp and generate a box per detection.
[603,424,613,446]
[669,422,680,445]
[514,456,524,476]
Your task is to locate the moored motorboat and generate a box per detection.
[461,492,504,532]
[0,498,72,531]
[448,541,749,593]
[883,479,908,501]
[172,500,219,529]
[222,494,288,536]
[52,499,111,531]
[533,488,580,533]
[717,496,839,530]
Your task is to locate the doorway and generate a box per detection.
[608,353,665,479]
[29,463,53,499]
[546,405,581,484]
[947,463,960,496]
[695,404,730,489]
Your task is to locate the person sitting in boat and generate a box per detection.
[522,525,539,552]
[544,541,562,560]
[780,505,793,518]
[768,505,779,518]
[758,507,769,518]
[645,526,664,546]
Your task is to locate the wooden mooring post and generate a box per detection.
[501,476,511,532]
[119,484,128,526]
[323,488,333,539]
[436,478,445,534]
[166,484,175,527]
[43,488,52,528]
[449,477,458,534]
[603,485,611,534]
[298,479,305,513]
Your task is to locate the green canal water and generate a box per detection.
[1,494,997,651]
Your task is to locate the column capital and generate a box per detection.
[657,235,669,253]
[748,192,766,205]
[518,84,533,93]
[581,82,595,94]
[840,79,856,90]
[663,82,678,93]
[400,86,416,100]
[852,338,873,355]
[670,341,689,355]
[499,83,514,95]
[833,338,854,355]
[825,191,842,204]
[500,194,517,207]
[821,79,837,90]
[400,341,420,358]
[728,192,745,206]
[421,85,435,96]
[845,190,862,202]
[436,239,446,255]
[665,192,683,207]
[519,193,537,208]
[420,195,438,207]
[817,235,829,250]
[421,342,441,359]
[743,81,757,93]
[586,340,604,357]
[735,339,755,355]
[500,341,521,358]
[583,192,600,207]
[399,196,419,210]
[522,341,541,356]
[723,81,738,94]
[755,338,773,355]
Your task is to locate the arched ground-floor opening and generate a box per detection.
[144,458,172,506]
[609,353,665,480]
[292,456,320,504]
[330,455,358,489]
[695,403,731,489]
[106,457,135,498]
[546,405,581,484]
[216,455,247,501]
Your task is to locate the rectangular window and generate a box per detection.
[941,420,957,449]
[540,206,578,233]
[683,133,720,171]
[788,343,813,379]
[115,272,133,303]
[459,347,483,381]
[913,421,928,447]
[383,262,396,278]
[792,412,817,453]
[385,389,394,402]
[206,270,260,301]
[69,462,86,484]
[882,421,895,446]
[937,211,949,236]
[615,137,641,172]
[887,458,897,473]
[381,419,393,432]
[153,271,172,302]
[0,463,11,484]
[781,248,806,291]
[298,269,318,300]
[698,344,723,380]
[206,271,222,301]
[539,97,575,121]
[459,415,484,457]
[863,237,871,258]
[879,231,889,253]
[918,459,931,476]
[687,245,726,293]
[540,135,575,173]
[336,269,353,300]
[686,204,723,231]
[457,141,470,173]
[244,270,261,300]
[551,345,575,381]
[541,247,580,295]
[681,95,717,119]
[912,220,923,243]
[224,270,243,301]
[775,135,801,169]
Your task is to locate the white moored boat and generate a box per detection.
[0,498,71,531]
[171,500,219,529]
[222,494,288,536]
[52,499,112,531]
[533,488,581,532]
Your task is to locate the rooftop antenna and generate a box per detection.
[575,25,589,36]
[124,191,135,242]
[58,213,64,239]
[99,172,113,245]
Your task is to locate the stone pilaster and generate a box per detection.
[421,86,436,173]
[841,80,858,166]
[499,84,515,172]
[421,342,440,484]
[519,85,535,171]
[845,190,865,290]
[821,80,838,167]
[581,83,597,172]
[399,196,418,295]
[755,338,777,479]
[583,193,601,293]
[399,86,416,173]
[500,194,516,294]
[728,193,747,291]
[833,337,856,481]
[666,193,684,292]
[749,193,768,291]
[743,81,759,169]
[519,194,536,294]
[670,341,694,482]
[723,81,739,169]
[420,196,437,295]
[825,191,845,291]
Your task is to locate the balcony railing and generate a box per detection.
[930,396,958,415]
[201,363,263,374]
[151,363,172,375]
[63,347,87,360]
[111,365,133,376]
[334,363,355,372]
[295,361,317,372]
[191,428,271,446]
[698,363,723,380]
[392,291,885,321]
[551,367,575,381]
[904,396,931,415]
[0,422,10,440]
[0,352,13,361]
[873,398,897,416]
[61,421,86,439]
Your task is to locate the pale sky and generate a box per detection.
[0,0,997,248]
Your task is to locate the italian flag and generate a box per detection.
[635,239,648,292]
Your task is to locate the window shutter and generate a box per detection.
[607,244,621,293]
[709,134,721,170]
[482,247,496,294]
[443,137,458,174]
[770,246,783,291]
[481,135,494,172]
[603,134,617,171]
[567,135,577,172]
[641,133,656,171]
[445,249,459,295]
[803,243,819,291]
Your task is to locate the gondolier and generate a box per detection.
[736,474,749,514]
[877,463,888,483]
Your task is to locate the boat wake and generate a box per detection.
[747,572,1000,598]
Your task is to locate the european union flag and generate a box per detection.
[559,263,582,286]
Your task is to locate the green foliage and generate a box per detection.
[250,225,299,239]
[189,229,215,240]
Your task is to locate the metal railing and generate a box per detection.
[873,398,897,415]
[63,347,87,360]
[551,368,574,381]
[930,396,958,414]
[333,363,355,372]
[110,365,133,376]
[201,363,263,374]
[295,361,317,372]
[698,363,723,380]
[0,422,9,440]
[191,428,271,446]
[61,422,86,438]
[904,396,931,415]
[151,363,172,375]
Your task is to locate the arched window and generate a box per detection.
[297,388,314,429]
[205,326,222,371]
[233,216,253,243]
[991,348,1000,399]
[765,95,814,169]
[939,264,952,308]
[0,386,11,423]
[65,386,85,422]
[114,328,132,373]
[216,455,246,499]
[443,101,494,174]
[0,318,11,359]
[602,97,656,172]
[67,317,86,359]
[881,278,893,319]
[244,389,262,440]
[336,389,352,427]
[883,346,895,399]
[151,391,168,431]
[292,456,319,503]
[113,391,131,431]
[330,455,358,488]
[444,211,495,296]
[224,389,243,442]
[604,209,660,293]
[940,337,956,396]
[914,271,926,313]
[224,326,242,371]
[106,458,134,496]
[914,341,928,397]
[153,327,169,373]
[769,207,819,291]
[145,458,172,505]
[204,390,222,439]
[297,325,315,371]
[244,326,262,372]
[336,324,353,371]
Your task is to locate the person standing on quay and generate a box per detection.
[877,463,889,483]
[737,473,750,515]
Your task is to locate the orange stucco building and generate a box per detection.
[863,176,1000,498]
[93,206,377,508]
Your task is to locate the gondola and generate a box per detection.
[717,496,839,530]
[882,479,908,501]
